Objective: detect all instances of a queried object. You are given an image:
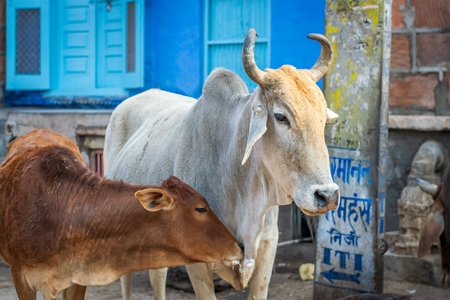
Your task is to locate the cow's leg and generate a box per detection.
[185,263,217,300]
[149,268,168,300]
[62,284,87,300]
[247,209,279,300]
[10,269,36,300]
[120,272,132,300]
[246,237,278,300]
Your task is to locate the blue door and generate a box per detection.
[97,0,124,88]
[97,0,142,88]
[57,0,96,91]
[56,0,143,94]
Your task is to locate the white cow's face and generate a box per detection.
[241,28,339,216]
[255,67,339,215]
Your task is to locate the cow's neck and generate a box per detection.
[176,89,284,268]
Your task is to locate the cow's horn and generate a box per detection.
[307,33,332,82]
[416,178,438,195]
[242,28,265,85]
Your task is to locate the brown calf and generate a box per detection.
[0,129,243,299]
[417,167,450,287]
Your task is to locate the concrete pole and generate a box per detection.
[313,1,391,299]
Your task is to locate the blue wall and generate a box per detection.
[6,0,325,107]
[144,0,204,98]
[145,0,325,99]
[271,1,325,71]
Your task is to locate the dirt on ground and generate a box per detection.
[1,259,450,300]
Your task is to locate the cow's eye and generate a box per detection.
[195,207,208,213]
[274,112,289,125]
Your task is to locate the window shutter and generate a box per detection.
[123,0,144,89]
[205,0,270,91]
[6,0,50,90]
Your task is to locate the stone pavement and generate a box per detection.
[2,243,450,299]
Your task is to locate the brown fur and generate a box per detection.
[0,129,242,299]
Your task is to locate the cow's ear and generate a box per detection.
[418,200,445,258]
[326,108,339,123]
[135,188,174,212]
[242,89,268,165]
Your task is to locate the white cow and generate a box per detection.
[104,28,340,300]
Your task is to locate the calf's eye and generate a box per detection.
[274,112,290,125]
[195,207,208,213]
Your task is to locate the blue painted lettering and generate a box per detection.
[334,250,350,269]
[325,195,373,232]
[354,253,363,271]
[330,156,372,185]
[321,268,361,285]
[326,228,360,247]
[322,247,332,265]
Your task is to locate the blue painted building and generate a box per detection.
[6,0,325,107]
[1,0,326,244]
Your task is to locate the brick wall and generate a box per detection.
[390,0,450,115]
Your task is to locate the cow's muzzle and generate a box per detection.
[314,187,339,211]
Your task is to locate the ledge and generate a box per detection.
[388,115,450,131]
[0,108,114,114]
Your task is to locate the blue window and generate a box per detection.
[7,0,50,90]
[7,0,144,96]
[205,0,270,91]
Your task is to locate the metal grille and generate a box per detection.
[126,2,136,73]
[90,150,104,177]
[16,9,41,74]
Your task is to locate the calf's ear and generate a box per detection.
[135,188,174,212]
[418,200,444,258]
[242,89,268,166]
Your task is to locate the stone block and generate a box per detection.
[392,0,407,29]
[388,115,450,131]
[389,74,438,109]
[391,33,411,69]
[417,32,450,68]
[405,228,419,238]
[411,0,450,28]
[409,217,423,231]
[402,234,417,244]
[384,231,400,250]
[384,250,442,286]
[394,242,408,255]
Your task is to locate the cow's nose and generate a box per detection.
[238,242,245,254]
[314,189,339,209]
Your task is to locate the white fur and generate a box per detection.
[104,68,339,300]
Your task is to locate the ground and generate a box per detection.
[1,259,450,300]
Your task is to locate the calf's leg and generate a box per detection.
[10,269,36,300]
[120,273,132,300]
[62,284,87,300]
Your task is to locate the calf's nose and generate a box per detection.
[314,188,339,209]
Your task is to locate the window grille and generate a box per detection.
[90,150,104,177]
[126,2,136,73]
[16,9,40,75]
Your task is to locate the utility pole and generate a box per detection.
[314,1,392,299]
